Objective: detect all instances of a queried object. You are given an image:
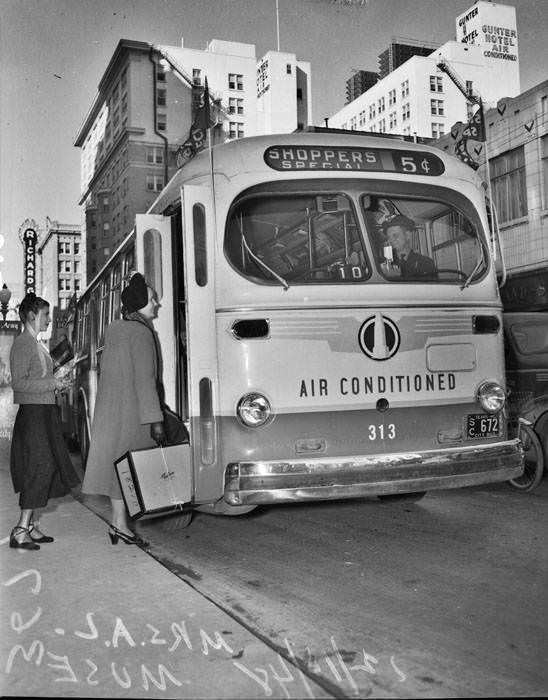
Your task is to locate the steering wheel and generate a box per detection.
[302,266,332,279]
[436,268,468,281]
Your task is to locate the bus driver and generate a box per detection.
[383,214,437,279]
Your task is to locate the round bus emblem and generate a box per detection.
[358,313,400,361]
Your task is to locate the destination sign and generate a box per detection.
[264,145,445,176]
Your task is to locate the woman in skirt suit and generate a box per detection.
[82,272,166,546]
[9,293,80,550]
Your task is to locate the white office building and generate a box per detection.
[256,51,312,134]
[328,1,519,140]
[159,39,312,139]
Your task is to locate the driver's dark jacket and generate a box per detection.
[399,250,437,278]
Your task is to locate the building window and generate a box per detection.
[296,87,303,100]
[359,109,366,126]
[466,80,474,97]
[378,96,385,113]
[146,146,164,164]
[156,65,166,82]
[157,113,167,131]
[74,279,81,292]
[431,122,445,138]
[58,260,71,273]
[228,98,244,115]
[286,63,292,74]
[378,118,385,133]
[490,146,527,223]
[103,222,110,232]
[228,122,244,139]
[430,99,444,116]
[146,174,164,192]
[74,260,81,274]
[429,75,443,92]
[74,242,80,255]
[58,241,71,255]
[543,136,548,208]
[156,88,166,107]
[192,68,202,86]
[228,73,244,90]
[401,80,409,98]
[402,102,410,121]
[369,104,376,120]
[350,116,357,130]
[389,112,397,129]
[59,279,71,291]
[388,88,396,106]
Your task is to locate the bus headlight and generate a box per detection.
[237,392,271,427]
[476,381,505,413]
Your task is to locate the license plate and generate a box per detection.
[466,414,500,439]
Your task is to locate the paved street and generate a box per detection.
[2,387,547,697]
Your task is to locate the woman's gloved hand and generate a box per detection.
[150,421,167,446]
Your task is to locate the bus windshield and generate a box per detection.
[225,185,487,285]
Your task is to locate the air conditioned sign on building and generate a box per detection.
[456,0,518,63]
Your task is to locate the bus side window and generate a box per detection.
[143,229,163,299]
[111,264,122,320]
[193,204,207,287]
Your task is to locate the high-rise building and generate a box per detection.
[328,2,520,141]
[378,37,439,79]
[75,38,312,282]
[256,51,311,133]
[345,70,378,105]
[36,217,83,347]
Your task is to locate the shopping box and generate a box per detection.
[114,443,192,518]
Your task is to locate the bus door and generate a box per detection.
[180,185,220,503]
[134,214,177,411]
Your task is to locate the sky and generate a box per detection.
[1,0,547,299]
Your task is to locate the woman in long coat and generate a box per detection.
[9,293,80,550]
[82,273,166,545]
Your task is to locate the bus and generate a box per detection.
[67,131,523,521]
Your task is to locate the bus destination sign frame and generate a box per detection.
[264,145,445,176]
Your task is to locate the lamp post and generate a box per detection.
[0,284,11,322]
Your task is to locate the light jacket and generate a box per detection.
[10,330,56,404]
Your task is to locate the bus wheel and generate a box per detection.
[161,511,193,531]
[77,403,90,468]
[509,423,544,492]
[378,491,427,503]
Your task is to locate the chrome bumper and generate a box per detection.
[224,439,523,505]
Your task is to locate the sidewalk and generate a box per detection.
[0,408,330,698]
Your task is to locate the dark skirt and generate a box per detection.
[10,404,81,509]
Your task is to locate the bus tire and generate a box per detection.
[161,511,193,531]
[378,491,427,503]
[508,423,544,492]
[534,412,548,472]
[78,402,90,468]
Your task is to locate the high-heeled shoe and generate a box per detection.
[9,526,40,550]
[28,523,54,543]
[108,525,148,547]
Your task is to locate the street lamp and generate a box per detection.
[0,284,12,322]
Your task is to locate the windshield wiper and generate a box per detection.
[241,233,290,291]
[460,254,485,290]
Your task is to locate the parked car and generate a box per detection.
[503,311,548,491]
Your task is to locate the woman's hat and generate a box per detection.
[121,272,148,313]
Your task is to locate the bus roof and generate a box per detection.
[149,131,484,215]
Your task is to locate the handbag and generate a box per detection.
[162,405,189,446]
[133,315,189,446]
